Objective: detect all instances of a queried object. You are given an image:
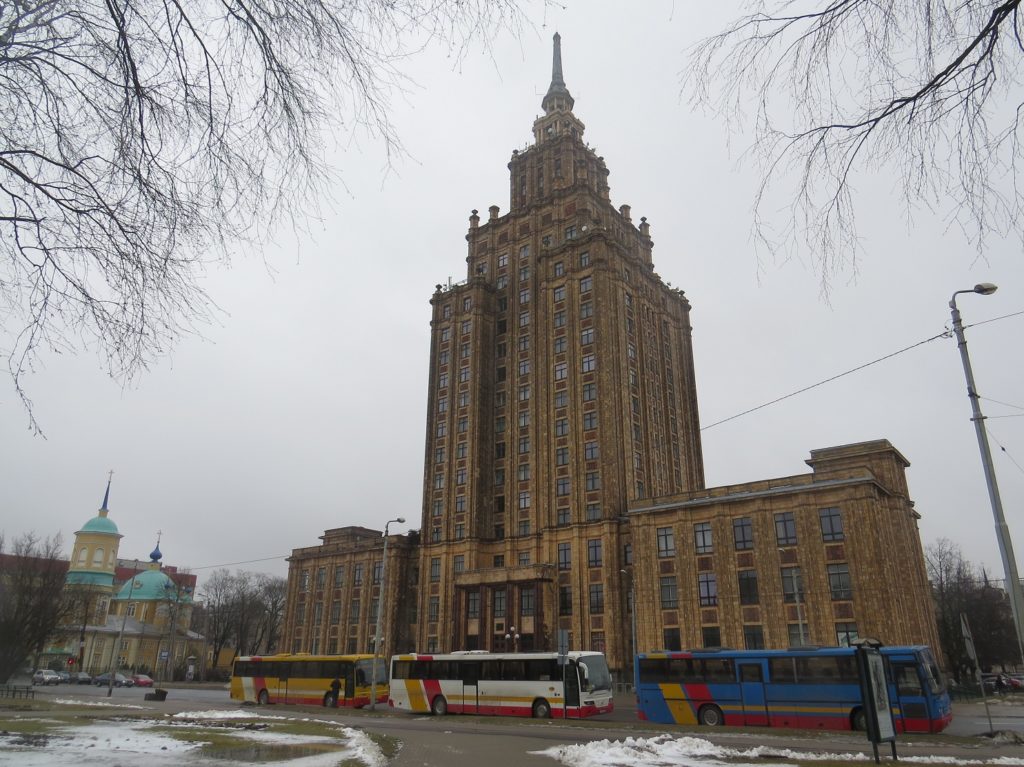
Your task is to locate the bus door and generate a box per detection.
[461,661,480,714]
[889,658,928,732]
[738,660,769,726]
[564,659,581,716]
[277,662,291,704]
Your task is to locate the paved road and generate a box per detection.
[28,683,1024,764]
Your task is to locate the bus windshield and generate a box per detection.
[918,648,946,695]
[579,654,612,692]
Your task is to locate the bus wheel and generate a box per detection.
[431,695,448,716]
[532,699,551,719]
[257,689,269,705]
[322,693,333,707]
[852,708,866,731]
[699,705,724,726]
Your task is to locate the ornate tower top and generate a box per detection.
[541,32,574,114]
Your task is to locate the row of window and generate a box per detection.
[299,563,381,591]
[660,622,859,652]
[658,563,853,609]
[658,508,845,557]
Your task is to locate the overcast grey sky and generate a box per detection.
[2,2,1022,591]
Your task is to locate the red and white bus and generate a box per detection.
[389,650,613,718]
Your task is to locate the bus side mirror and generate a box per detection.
[580,663,593,692]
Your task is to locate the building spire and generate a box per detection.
[100,469,113,513]
[541,32,574,114]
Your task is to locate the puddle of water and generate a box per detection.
[205,742,344,762]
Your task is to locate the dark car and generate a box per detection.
[57,671,71,684]
[31,669,60,686]
[69,671,92,685]
[93,672,133,688]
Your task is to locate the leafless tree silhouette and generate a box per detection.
[1,1,528,431]
[687,1,1024,291]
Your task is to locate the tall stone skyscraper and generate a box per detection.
[416,34,704,668]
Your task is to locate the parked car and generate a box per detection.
[57,670,71,684]
[93,672,133,688]
[69,671,92,685]
[131,674,154,687]
[31,669,60,686]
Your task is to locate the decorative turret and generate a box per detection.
[541,32,574,114]
[66,473,123,587]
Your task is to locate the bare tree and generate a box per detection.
[687,2,1024,291]
[251,574,286,655]
[0,532,70,682]
[1,1,530,431]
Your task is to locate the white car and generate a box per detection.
[32,669,60,685]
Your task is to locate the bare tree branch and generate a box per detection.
[686,1,1024,294]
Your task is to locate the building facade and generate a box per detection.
[282,36,942,680]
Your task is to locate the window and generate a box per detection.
[585,471,600,491]
[518,520,530,536]
[518,334,529,351]
[580,301,593,318]
[581,383,596,403]
[657,527,676,558]
[836,622,859,647]
[467,591,480,618]
[624,542,632,565]
[554,261,564,277]
[586,503,601,521]
[519,310,529,327]
[559,586,573,615]
[738,570,759,605]
[463,297,471,311]
[827,563,853,600]
[555,418,568,436]
[518,551,530,566]
[587,539,603,567]
[456,467,466,485]
[454,555,465,573]
[495,416,506,433]
[627,342,636,360]
[517,463,530,481]
[518,410,530,428]
[557,542,571,570]
[428,597,439,622]
[455,496,466,512]
[698,573,718,606]
[495,442,505,458]
[496,342,507,357]
[517,358,530,377]
[580,251,590,267]
[519,244,529,260]
[334,566,345,588]
[579,276,592,293]
[331,600,341,624]
[744,625,765,650]
[589,584,604,614]
[554,310,566,328]
[439,350,449,365]
[429,558,441,582]
[459,367,470,383]
[556,447,569,465]
[554,362,567,380]
[518,436,530,454]
[519,288,530,304]
[442,304,451,319]
[456,442,467,458]
[441,327,450,342]
[497,298,508,313]
[565,225,577,240]
[520,586,535,615]
[554,336,567,354]
[435,447,445,464]
[461,319,471,334]
[438,397,448,414]
[519,385,530,401]
[498,253,508,268]
[557,507,570,525]
[581,327,594,345]
[581,354,596,373]
[733,517,754,550]
[460,342,470,359]
[432,500,442,517]
[519,265,530,281]
[518,490,531,509]
[372,561,382,585]
[702,626,722,648]
[788,622,810,646]
[781,566,804,603]
[494,468,505,486]
[455,523,464,540]
[819,507,845,542]
[583,412,597,430]
[430,526,441,542]
[660,576,678,608]
[694,522,713,554]
[494,588,506,618]
[348,599,359,622]
[554,390,567,408]
[439,372,448,389]
[554,285,566,301]
[556,477,570,496]
[775,512,797,545]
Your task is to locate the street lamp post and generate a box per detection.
[370,517,405,711]
[107,560,139,697]
[504,625,520,652]
[619,569,637,671]
[949,283,1024,663]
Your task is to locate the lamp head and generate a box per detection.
[974,283,998,295]
[396,517,406,524]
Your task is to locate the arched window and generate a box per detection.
[92,547,104,566]
[77,547,88,564]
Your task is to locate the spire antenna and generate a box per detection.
[100,470,114,511]
[541,32,574,115]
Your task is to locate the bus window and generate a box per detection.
[392,660,411,679]
[503,660,526,681]
[768,657,796,683]
[638,658,670,684]
[672,658,702,683]
[740,664,763,683]
[703,659,735,683]
[893,663,923,696]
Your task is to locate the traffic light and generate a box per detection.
[67,657,75,666]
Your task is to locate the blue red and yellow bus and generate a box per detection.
[389,651,614,718]
[230,653,387,707]
[635,646,951,733]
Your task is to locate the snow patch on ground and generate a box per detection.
[52,697,146,709]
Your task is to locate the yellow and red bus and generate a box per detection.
[230,653,388,707]
[389,651,613,718]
